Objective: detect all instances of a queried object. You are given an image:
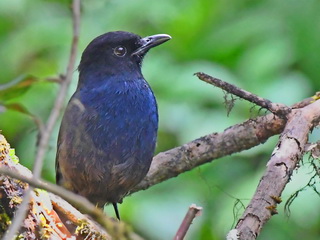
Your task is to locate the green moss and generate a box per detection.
[9,148,19,163]
[0,212,11,232]
[76,219,108,240]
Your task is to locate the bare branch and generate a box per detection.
[133,113,286,193]
[174,204,202,240]
[195,72,292,118]
[233,99,320,240]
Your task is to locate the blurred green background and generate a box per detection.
[0,0,319,239]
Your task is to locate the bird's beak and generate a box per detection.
[132,34,171,56]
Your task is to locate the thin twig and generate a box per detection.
[174,204,202,240]
[1,189,32,240]
[195,72,292,118]
[2,1,80,239]
[33,0,80,180]
[46,76,63,83]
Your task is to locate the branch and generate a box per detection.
[0,167,111,229]
[195,72,292,118]
[2,1,81,239]
[174,204,202,240]
[232,99,320,240]
[133,113,286,193]
[133,83,319,195]
[0,134,143,240]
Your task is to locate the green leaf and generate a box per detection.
[1,102,32,115]
[0,75,40,101]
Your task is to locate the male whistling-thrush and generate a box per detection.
[56,31,171,219]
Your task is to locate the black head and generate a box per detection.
[78,31,171,77]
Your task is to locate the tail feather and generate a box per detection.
[113,202,120,220]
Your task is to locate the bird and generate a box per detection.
[55,31,171,220]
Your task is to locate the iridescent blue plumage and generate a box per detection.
[56,31,171,219]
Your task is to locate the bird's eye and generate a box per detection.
[114,46,127,57]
